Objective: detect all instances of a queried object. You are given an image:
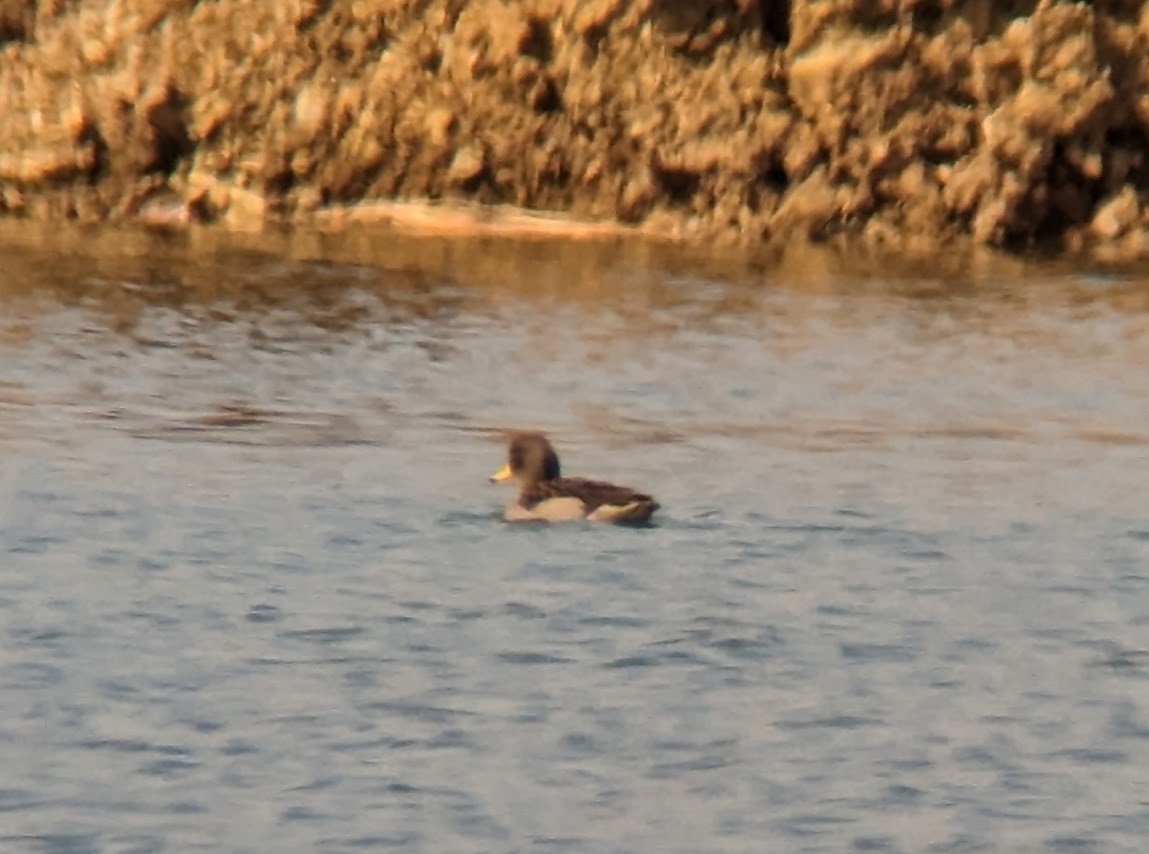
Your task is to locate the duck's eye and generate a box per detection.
[509,445,524,471]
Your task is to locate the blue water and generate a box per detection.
[1,231,1148,852]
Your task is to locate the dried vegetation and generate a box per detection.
[1,0,1148,256]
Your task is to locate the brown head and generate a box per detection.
[489,432,561,485]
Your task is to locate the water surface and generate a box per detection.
[2,226,1149,852]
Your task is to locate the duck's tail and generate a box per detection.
[587,498,659,525]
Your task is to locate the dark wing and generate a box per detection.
[523,477,658,513]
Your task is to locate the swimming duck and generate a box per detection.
[489,432,660,524]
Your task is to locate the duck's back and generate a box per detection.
[522,477,659,524]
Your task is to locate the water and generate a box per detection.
[2,225,1149,852]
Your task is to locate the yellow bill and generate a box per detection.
[489,464,512,483]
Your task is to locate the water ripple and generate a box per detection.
[1,237,1148,851]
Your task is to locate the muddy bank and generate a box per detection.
[1,1,1148,258]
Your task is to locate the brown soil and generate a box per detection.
[1,0,1148,258]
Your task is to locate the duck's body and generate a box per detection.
[491,432,659,525]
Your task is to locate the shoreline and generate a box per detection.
[1,0,1148,260]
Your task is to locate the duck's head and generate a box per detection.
[490,431,561,485]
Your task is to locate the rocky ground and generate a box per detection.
[1,0,1147,258]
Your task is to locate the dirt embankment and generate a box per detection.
[1,0,1147,258]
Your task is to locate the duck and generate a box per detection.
[489,431,660,524]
